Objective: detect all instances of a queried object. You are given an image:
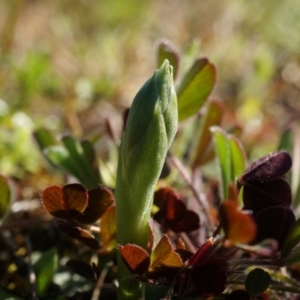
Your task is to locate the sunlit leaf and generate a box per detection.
[211,126,231,199]
[148,220,163,251]
[100,205,117,252]
[76,187,114,224]
[150,235,173,269]
[41,184,88,220]
[150,235,183,270]
[159,251,183,268]
[219,201,256,246]
[177,58,216,121]
[34,248,58,297]
[57,221,100,250]
[119,244,150,275]
[157,39,180,80]
[245,268,270,297]
[229,134,247,180]
[255,206,295,249]
[191,99,223,168]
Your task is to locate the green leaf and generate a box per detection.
[245,268,270,297]
[80,139,101,185]
[282,218,300,263]
[177,58,216,121]
[211,126,231,199]
[45,145,87,184]
[229,134,247,181]
[33,127,57,151]
[34,248,58,297]
[277,128,294,153]
[191,99,223,168]
[0,175,11,221]
[62,136,99,189]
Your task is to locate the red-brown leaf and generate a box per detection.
[119,244,150,275]
[42,184,88,220]
[76,187,114,224]
[219,201,256,246]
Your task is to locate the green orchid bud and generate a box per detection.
[116,60,178,299]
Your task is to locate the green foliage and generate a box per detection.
[177,58,215,121]
[43,136,101,190]
[33,248,58,297]
[211,126,246,200]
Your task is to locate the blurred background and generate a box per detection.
[1,0,300,179]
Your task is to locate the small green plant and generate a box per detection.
[3,39,300,300]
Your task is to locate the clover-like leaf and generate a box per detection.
[118,244,150,276]
[245,268,270,297]
[190,257,228,294]
[219,201,256,246]
[76,187,114,224]
[150,235,183,270]
[154,187,200,232]
[41,184,88,220]
[57,221,100,250]
[242,178,292,214]
[255,206,295,249]
[100,205,117,252]
[238,151,292,184]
